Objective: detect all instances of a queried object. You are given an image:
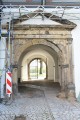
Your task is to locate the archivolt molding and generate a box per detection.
[14,39,62,62]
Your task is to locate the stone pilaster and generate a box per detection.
[12,65,18,95]
[57,41,75,100]
[66,39,75,100]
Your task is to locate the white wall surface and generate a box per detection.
[63,8,80,100]
[71,21,80,99]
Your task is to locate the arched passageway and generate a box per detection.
[17,44,61,98]
[18,44,58,84]
[20,47,56,82]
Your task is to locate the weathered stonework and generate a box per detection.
[9,24,75,99]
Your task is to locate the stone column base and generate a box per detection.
[12,83,18,95]
[57,90,67,99]
[67,83,76,101]
[57,83,76,101]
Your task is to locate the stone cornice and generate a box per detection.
[2,24,76,30]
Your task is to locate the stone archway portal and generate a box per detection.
[12,25,75,98]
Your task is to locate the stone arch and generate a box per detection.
[13,39,67,89]
[14,39,62,63]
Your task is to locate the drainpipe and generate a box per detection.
[0,1,2,100]
[0,0,3,5]
[41,0,46,5]
[43,0,46,5]
[7,16,11,70]
[0,76,1,99]
[0,10,1,99]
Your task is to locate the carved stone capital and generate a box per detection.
[67,38,73,44]
[67,83,76,101]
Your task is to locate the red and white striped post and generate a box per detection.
[6,71,12,97]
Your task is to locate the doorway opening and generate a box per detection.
[29,58,46,80]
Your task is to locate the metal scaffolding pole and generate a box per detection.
[0,5,80,10]
[0,13,6,98]
[11,16,14,65]
[8,17,11,68]
[0,5,80,23]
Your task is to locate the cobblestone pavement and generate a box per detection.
[0,85,80,120]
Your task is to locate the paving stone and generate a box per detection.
[0,86,80,120]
